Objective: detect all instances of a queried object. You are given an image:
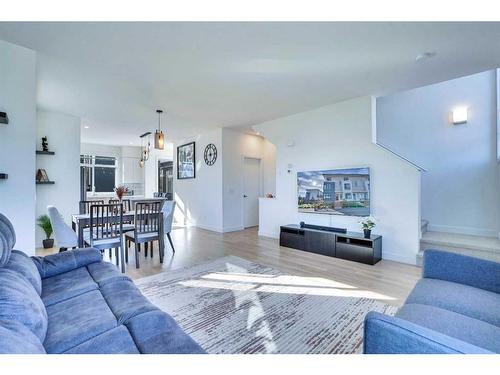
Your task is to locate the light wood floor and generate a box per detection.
[37,226,421,306]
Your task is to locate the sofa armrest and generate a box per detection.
[364,311,492,354]
[31,248,102,279]
[423,249,500,294]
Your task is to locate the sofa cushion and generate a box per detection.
[0,320,46,354]
[0,213,16,266]
[63,326,139,354]
[0,268,48,342]
[32,248,102,279]
[397,303,500,353]
[87,261,129,285]
[126,310,205,354]
[41,267,98,307]
[44,290,117,353]
[406,278,500,327]
[5,250,42,295]
[99,278,157,325]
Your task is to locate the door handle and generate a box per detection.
[243,195,248,198]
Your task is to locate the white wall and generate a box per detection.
[174,129,224,231]
[377,70,499,237]
[0,40,37,254]
[222,128,276,232]
[36,110,81,247]
[255,96,422,265]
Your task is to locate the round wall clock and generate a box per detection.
[204,143,217,166]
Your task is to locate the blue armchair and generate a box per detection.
[364,249,500,354]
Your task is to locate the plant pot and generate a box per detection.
[363,229,371,239]
[42,238,54,249]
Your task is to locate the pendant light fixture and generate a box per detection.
[154,109,165,150]
[139,131,151,168]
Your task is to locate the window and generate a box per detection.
[344,182,351,190]
[80,155,116,193]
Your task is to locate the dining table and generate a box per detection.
[71,210,164,248]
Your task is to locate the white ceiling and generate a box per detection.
[0,22,499,146]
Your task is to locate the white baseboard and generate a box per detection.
[382,250,418,266]
[222,226,245,233]
[195,224,224,233]
[427,224,497,238]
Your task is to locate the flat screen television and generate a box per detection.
[297,167,370,217]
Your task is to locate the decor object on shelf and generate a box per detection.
[177,141,195,179]
[114,185,129,200]
[139,131,152,167]
[359,216,376,238]
[36,169,50,182]
[41,136,49,151]
[204,143,217,166]
[0,111,8,124]
[154,109,165,150]
[37,214,54,249]
[265,193,275,198]
[452,106,468,124]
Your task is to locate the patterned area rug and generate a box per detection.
[135,256,397,354]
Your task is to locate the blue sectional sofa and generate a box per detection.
[0,213,204,354]
[364,249,500,354]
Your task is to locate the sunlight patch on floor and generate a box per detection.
[180,266,395,301]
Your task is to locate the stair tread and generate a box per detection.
[421,231,500,253]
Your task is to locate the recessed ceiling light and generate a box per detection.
[83,125,90,129]
[129,142,133,145]
[415,52,437,62]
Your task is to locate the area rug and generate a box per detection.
[135,255,397,354]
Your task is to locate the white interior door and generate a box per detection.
[243,157,261,228]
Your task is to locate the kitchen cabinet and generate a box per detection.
[122,157,143,183]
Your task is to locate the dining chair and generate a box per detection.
[108,198,134,247]
[47,205,78,252]
[124,201,164,269]
[84,203,125,273]
[79,200,104,214]
[108,199,131,212]
[161,200,176,253]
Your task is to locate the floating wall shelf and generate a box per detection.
[36,181,55,185]
[36,150,55,155]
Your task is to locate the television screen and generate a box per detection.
[297,167,370,216]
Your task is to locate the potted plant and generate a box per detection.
[114,185,129,201]
[37,215,54,249]
[359,217,376,239]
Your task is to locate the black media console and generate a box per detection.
[279,224,382,265]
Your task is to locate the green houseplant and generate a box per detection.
[37,214,54,249]
[359,216,376,239]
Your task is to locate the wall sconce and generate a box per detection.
[452,107,468,125]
